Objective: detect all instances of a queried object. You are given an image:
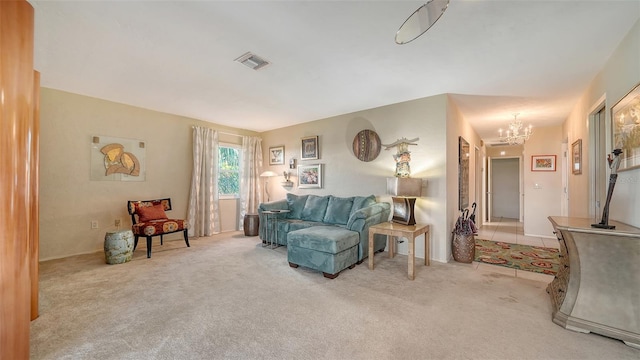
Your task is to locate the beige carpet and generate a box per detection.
[30,233,638,360]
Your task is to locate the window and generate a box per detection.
[219,145,241,198]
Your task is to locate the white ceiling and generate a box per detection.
[30,1,640,142]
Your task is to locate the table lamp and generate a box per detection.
[387,177,422,225]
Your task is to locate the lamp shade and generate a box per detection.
[387,177,422,197]
[260,171,278,177]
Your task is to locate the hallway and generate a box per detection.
[473,217,559,283]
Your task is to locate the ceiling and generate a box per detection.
[30,1,640,142]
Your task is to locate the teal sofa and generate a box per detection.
[258,194,390,278]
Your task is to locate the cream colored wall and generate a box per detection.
[261,94,459,262]
[39,88,258,260]
[522,126,563,237]
[564,19,640,227]
[446,97,482,260]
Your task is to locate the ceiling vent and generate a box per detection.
[234,52,270,70]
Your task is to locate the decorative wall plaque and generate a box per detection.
[352,129,381,162]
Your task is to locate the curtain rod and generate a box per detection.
[191,126,245,138]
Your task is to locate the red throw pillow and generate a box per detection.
[137,204,168,222]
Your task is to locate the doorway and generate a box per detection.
[489,157,520,220]
[590,106,607,220]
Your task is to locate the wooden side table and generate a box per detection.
[368,222,430,280]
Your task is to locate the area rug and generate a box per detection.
[474,239,560,275]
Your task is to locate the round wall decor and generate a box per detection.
[352,129,381,162]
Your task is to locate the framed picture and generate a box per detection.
[301,136,319,160]
[269,145,284,165]
[298,164,322,189]
[611,81,640,171]
[458,136,470,210]
[572,139,582,175]
[531,155,556,172]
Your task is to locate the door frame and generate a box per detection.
[487,155,523,222]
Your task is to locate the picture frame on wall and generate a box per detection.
[572,139,582,175]
[269,145,284,165]
[611,81,640,171]
[458,136,470,211]
[298,164,322,189]
[531,155,556,172]
[301,136,319,160]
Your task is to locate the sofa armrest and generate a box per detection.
[258,200,289,240]
[346,202,390,230]
[346,202,391,261]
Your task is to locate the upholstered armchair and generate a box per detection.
[127,198,190,258]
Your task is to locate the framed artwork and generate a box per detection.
[572,139,582,175]
[531,155,556,172]
[269,145,284,165]
[298,164,322,189]
[611,81,640,171]
[458,136,469,210]
[301,136,319,160]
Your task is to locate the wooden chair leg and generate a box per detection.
[183,230,190,247]
[146,236,152,258]
[160,234,164,245]
[133,235,139,250]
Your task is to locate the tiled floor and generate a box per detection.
[472,217,559,283]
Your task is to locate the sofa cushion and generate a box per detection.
[350,195,376,217]
[300,195,329,222]
[286,193,309,219]
[323,196,354,225]
[288,227,359,254]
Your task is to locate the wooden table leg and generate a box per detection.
[389,235,394,258]
[368,230,374,270]
[408,235,415,280]
[425,230,430,266]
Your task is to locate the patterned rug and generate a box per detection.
[474,239,560,275]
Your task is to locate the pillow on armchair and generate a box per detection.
[137,204,168,222]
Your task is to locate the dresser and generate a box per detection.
[547,216,640,349]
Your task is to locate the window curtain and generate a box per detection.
[187,126,220,237]
[238,136,263,229]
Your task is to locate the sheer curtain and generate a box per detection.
[187,126,220,237]
[238,136,263,229]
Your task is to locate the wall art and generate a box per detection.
[572,139,582,175]
[269,145,284,165]
[531,155,556,172]
[301,136,319,160]
[458,136,470,210]
[611,81,640,171]
[298,164,322,189]
[91,135,145,181]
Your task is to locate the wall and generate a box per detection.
[261,94,474,263]
[39,88,258,260]
[523,126,563,237]
[446,99,482,259]
[564,19,640,227]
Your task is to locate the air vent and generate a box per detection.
[487,142,512,147]
[234,52,270,70]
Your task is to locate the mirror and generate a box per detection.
[395,0,450,45]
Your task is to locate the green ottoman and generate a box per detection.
[287,226,359,279]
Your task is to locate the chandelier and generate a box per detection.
[499,113,532,145]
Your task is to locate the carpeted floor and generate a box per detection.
[30,233,638,359]
[474,239,560,275]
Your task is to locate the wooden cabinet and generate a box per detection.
[547,217,640,349]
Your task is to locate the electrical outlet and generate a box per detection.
[91,220,99,229]
[115,219,121,227]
